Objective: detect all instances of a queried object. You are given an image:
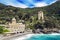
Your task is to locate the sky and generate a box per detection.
[0,0,58,8]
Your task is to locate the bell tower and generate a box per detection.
[12,18,16,24]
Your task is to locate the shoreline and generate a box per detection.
[1,32,33,40]
[1,32,60,40]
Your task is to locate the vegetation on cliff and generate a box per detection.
[0,1,60,31]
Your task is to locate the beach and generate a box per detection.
[1,32,32,40]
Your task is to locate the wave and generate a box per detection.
[14,34,34,40]
[51,33,60,35]
[14,33,60,40]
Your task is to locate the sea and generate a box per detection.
[15,33,60,40]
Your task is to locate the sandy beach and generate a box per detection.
[1,32,32,40]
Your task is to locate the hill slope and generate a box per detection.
[0,1,60,24]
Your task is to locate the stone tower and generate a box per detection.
[38,11,44,22]
[12,18,16,24]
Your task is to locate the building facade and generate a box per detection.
[6,18,25,33]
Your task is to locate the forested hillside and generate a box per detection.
[0,1,60,28]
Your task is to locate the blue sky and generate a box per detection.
[0,0,58,8]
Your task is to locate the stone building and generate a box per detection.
[38,11,44,22]
[6,18,25,33]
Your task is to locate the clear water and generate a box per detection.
[25,34,60,40]
[15,34,60,40]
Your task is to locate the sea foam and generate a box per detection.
[14,33,60,40]
[14,34,34,40]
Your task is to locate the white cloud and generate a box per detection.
[34,0,57,7]
[7,3,28,8]
[0,0,58,8]
[2,0,28,8]
[49,0,57,4]
[34,2,47,7]
[13,4,28,8]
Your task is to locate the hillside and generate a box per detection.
[0,1,60,25]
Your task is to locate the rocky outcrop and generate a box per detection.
[32,28,60,34]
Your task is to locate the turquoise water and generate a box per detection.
[25,34,60,40]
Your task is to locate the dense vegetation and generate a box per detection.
[0,1,60,31]
[0,26,9,34]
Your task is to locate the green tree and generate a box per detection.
[0,26,4,34]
